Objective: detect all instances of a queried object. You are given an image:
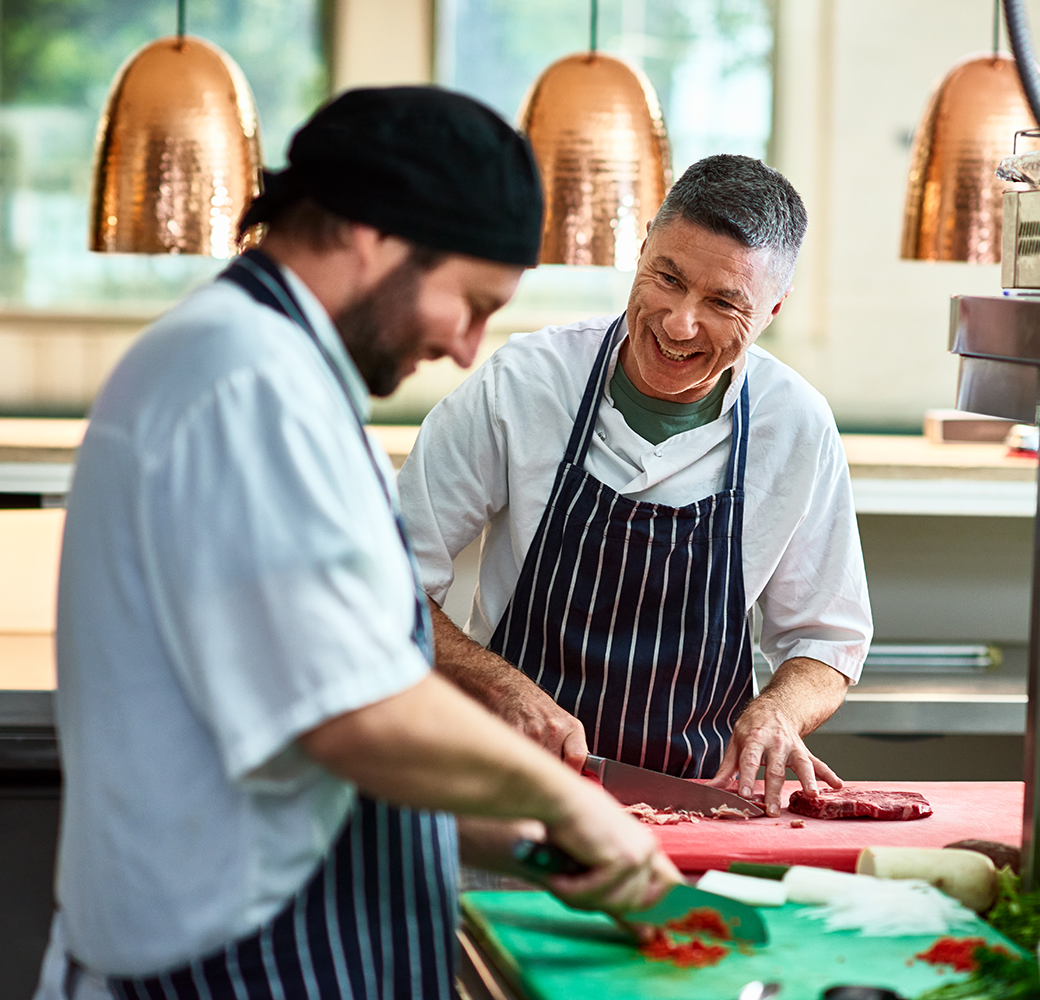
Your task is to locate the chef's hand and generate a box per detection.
[488,670,590,771]
[541,781,682,915]
[710,701,842,816]
[709,656,849,817]
[429,599,590,770]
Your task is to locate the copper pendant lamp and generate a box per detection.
[89,1,262,257]
[518,0,670,269]
[901,18,1039,263]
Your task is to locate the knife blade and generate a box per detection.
[582,754,765,818]
[633,880,769,944]
[511,839,769,944]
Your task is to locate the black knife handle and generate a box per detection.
[512,839,591,876]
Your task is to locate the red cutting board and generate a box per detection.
[653,780,1023,873]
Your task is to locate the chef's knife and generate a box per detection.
[512,839,769,944]
[582,754,766,818]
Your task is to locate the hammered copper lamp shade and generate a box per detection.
[90,36,262,257]
[519,52,670,269]
[901,53,1038,262]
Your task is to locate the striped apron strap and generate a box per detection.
[219,249,433,658]
[563,315,626,468]
[491,317,622,657]
[725,372,751,495]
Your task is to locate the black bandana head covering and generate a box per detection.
[239,86,544,267]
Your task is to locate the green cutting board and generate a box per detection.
[461,890,1019,1000]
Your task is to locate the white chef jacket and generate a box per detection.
[398,315,872,683]
[48,266,430,979]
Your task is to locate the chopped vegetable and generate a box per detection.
[665,906,733,940]
[914,941,1039,999]
[797,876,976,936]
[914,936,992,973]
[985,866,1040,952]
[639,927,678,960]
[639,907,732,968]
[638,927,729,968]
[669,939,729,968]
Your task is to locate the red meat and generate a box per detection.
[787,787,933,820]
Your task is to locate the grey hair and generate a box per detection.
[652,154,807,292]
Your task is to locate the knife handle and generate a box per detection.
[512,839,591,876]
[581,754,607,782]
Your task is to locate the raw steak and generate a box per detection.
[787,787,932,821]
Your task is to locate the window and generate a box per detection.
[377,0,778,425]
[0,0,326,309]
[437,0,774,179]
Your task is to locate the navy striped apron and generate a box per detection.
[488,316,754,779]
[101,250,460,1000]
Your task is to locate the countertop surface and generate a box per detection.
[652,779,1023,873]
[841,433,1037,480]
[462,887,1016,1000]
[1,418,1036,476]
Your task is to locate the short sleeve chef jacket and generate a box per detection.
[54,267,431,976]
[398,315,872,683]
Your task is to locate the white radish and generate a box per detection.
[695,870,788,907]
[855,846,998,912]
[781,865,866,904]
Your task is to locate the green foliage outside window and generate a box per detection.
[0,0,326,308]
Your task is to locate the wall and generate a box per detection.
[330,0,433,88]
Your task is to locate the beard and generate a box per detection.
[333,256,428,397]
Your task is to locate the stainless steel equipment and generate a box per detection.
[949,186,1040,889]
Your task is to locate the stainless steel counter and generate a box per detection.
[756,644,1028,736]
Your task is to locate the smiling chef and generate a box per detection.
[398,153,873,818]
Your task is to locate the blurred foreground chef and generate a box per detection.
[34,86,679,1000]
[398,155,873,817]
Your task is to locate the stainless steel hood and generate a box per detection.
[949,294,1040,424]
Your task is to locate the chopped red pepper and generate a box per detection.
[669,939,729,968]
[639,927,677,959]
[665,906,733,940]
[638,909,732,968]
[914,937,990,973]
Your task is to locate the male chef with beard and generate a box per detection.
[34,87,679,1000]
[398,154,873,819]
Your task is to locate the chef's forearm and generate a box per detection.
[428,599,590,767]
[297,669,582,822]
[297,671,673,900]
[753,656,850,733]
[429,598,521,710]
